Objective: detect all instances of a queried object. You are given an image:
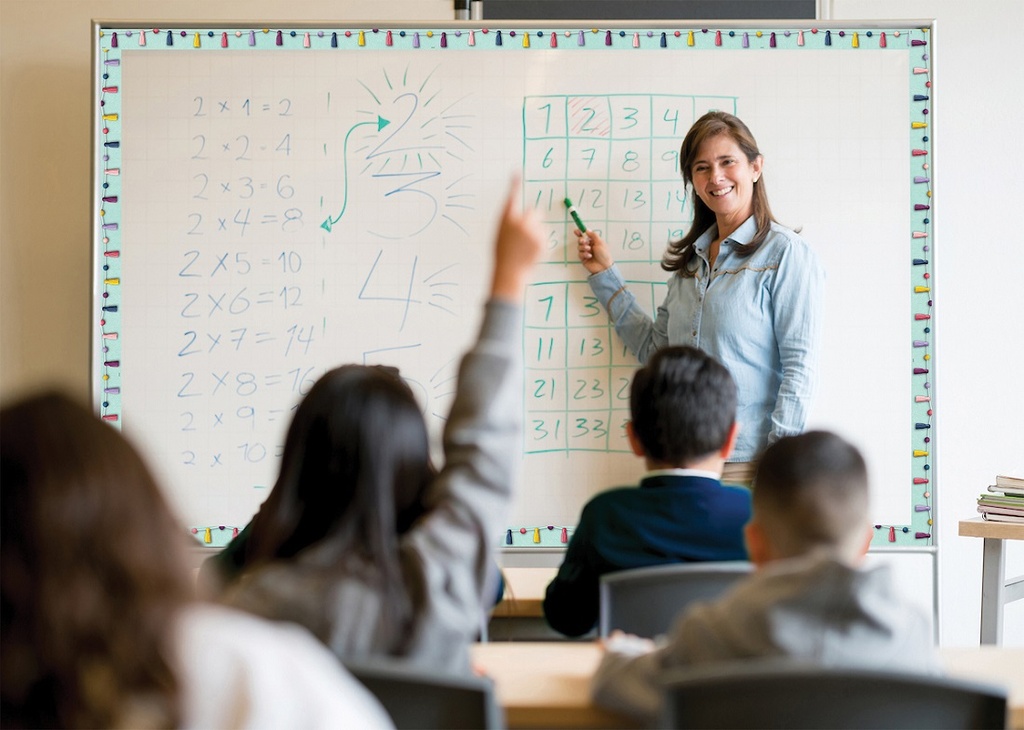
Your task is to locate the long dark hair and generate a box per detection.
[1,391,192,728]
[663,111,777,275]
[241,365,435,641]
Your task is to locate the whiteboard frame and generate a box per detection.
[90,19,938,562]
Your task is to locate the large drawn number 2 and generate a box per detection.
[366,93,442,239]
[367,92,419,159]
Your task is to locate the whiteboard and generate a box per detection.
[92,22,936,548]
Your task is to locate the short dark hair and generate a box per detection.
[629,346,737,465]
[752,430,869,559]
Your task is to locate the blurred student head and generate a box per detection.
[627,345,738,468]
[746,430,872,566]
[1,390,192,728]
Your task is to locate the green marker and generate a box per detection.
[563,197,587,233]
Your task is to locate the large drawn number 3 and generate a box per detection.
[369,170,441,239]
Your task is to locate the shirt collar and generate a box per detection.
[694,215,757,253]
[644,467,722,481]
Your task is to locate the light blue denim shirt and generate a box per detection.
[588,216,824,462]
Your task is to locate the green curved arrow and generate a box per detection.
[321,114,391,233]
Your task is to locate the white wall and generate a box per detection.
[2,0,1022,646]
[829,0,1024,646]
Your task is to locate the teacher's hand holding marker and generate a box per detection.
[566,197,614,275]
[570,111,825,484]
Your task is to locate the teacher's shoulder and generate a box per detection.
[765,221,822,270]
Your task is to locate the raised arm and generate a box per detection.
[491,180,545,301]
[403,178,543,636]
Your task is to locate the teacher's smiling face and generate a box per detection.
[690,133,763,232]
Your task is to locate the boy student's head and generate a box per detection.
[627,346,738,470]
[746,430,872,566]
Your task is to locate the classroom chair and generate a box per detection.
[344,657,504,730]
[598,561,752,638]
[659,659,1008,730]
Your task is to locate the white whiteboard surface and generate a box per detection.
[93,23,935,546]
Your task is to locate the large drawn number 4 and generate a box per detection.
[357,250,458,331]
[358,250,419,332]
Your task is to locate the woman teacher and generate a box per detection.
[576,111,824,484]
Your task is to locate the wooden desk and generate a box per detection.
[492,567,556,618]
[959,518,1024,644]
[941,647,1024,730]
[471,642,1024,730]
[488,567,562,642]
[471,642,635,729]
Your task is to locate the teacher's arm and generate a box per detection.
[576,229,669,364]
[768,237,825,443]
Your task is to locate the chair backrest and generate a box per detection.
[598,561,752,638]
[345,658,504,730]
[660,660,1008,730]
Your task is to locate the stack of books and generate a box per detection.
[978,475,1024,523]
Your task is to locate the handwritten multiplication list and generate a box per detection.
[120,52,485,524]
[122,69,324,518]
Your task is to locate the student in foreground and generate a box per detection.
[543,346,752,638]
[590,430,940,725]
[0,391,393,729]
[204,179,543,673]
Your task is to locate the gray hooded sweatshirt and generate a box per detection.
[591,551,940,726]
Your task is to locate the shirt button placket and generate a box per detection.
[692,276,704,342]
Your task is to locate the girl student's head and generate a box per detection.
[1,390,192,728]
[664,110,777,273]
[244,363,434,577]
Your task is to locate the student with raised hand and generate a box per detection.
[0,391,393,730]
[575,111,824,485]
[543,345,752,638]
[208,178,543,673]
[590,430,940,725]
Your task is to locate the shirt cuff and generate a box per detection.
[588,265,627,307]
